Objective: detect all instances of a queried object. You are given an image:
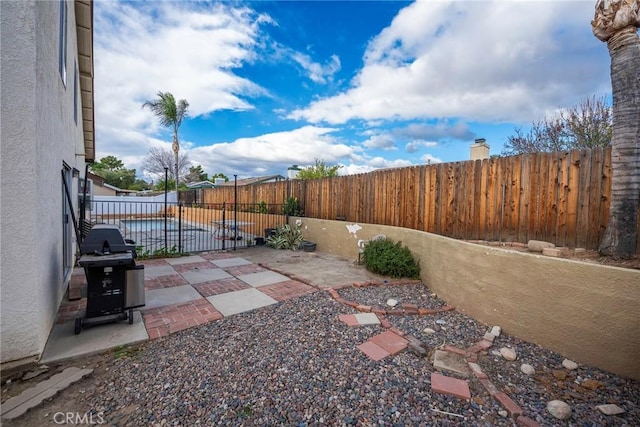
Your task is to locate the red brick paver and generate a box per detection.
[199,251,238,261]
[494,392,522,417]
[357,341,390,361]
[192,278,251,297]
[370,330,409,355]
[258,280,316,302]
[517,416,541,427]
[431,373,471,400]
[223,264,267,276]
[142,298,222,339]
[137,259,169,266]
[144,274,189,291]
[56,298,87,324]
[171,261,216,273]
[338,314,359,326]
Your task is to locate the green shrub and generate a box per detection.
[362,238,421,278]
[281,197,303,216]
[266,224,304,250]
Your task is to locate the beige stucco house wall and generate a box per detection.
[294,217,640,380]
[1,0,94,368]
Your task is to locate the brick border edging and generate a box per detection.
[326,281,455,316]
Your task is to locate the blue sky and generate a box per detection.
[94,0,611,180]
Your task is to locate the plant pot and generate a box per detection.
[301,241,316,252]
[254,237,265,246]
[264,228,277,239]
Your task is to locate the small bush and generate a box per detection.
[266,224,304,250]
[362,238,421,278]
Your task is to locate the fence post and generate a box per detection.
[178,203,183,253]
[222,202,226,251]
[164,167,168,250]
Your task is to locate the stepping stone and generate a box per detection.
[354,313,380,325]
[1,367,93,420]
[431,372,471,400]
[357,341,390,361]
[144,285,202,310]
[370,330,408,355]
[338,314,360,326]
[433,350,471,377]
[596,404,624,415]
[210,257,252,268]
[144,264,178,279]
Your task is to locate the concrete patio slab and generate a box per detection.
[237,271,290,288]
[40,312,148,364]
[143,264,177,279]
[165,255,206,265]
[433,349,471,377]
[144,285,203,310]
[207,288,277,316]
[181,268,232,285]
[210,257,252,268]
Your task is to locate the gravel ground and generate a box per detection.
[3,285,639,426]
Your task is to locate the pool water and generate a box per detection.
[121,219,205,232]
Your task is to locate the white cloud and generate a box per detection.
[288,0,610,125]
[363,133,396,151]
[420,154,442,165]
[187,126,357,178]
[290,52,341,84]
[94,1,272,163]
[406,140,437,153]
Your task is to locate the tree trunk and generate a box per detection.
[173,132,179,192]
[598,26,640,257]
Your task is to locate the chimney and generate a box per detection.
[470,138,490,161]
[287,164,301,180]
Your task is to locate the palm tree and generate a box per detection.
[592,0,640,257]
[142,91,189,191]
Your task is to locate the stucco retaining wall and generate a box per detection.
[293,217,640,380]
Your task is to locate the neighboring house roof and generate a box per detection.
[216,175,286,186]
[186,181,216,189]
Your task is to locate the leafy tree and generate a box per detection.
[152,179,189,192]
[90,156,137,189]
[129,179,152,191]
[502,96,613,156]
[142,147,190,182]
[296,159,342,180]
[184,165,208,183]
[142,91,189,191]
[209,173,229,183]
[592,0,640,257]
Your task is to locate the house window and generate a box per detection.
[73,61,78,124]
[58,0,67,86]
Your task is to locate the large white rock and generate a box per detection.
[562,358,579,370]
[528,240,555,252]
[500,347,517,361]
[423,328,436,334]
[596,404,625,415]
[386,299,398,307]
[547,400,572,420]
[520,364,535,375]
[490,326,501,337]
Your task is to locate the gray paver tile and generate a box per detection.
[207,288,277,316]
[144,264,178,279]
[165,255,206,265]
[354,313,381,325]
[237,271,289,287]
[181,268,232,284]
[144,285,203,309]
[210,257,252,268]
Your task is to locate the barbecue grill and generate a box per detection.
[76,225,145,334]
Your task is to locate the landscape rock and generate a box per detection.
[498,410,508,417]
[490,326,501,337]
[500,347,517,361]
[386,299,398,307]
[580,379,603,390]
[435,319,446,325]
[423,328,436,334]
[546,400,571,420]
[520,364,535,375]
[562,359,578,370]
[527,240,555,252]
[596,404,625,415]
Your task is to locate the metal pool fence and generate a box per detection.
[88,201,286,254]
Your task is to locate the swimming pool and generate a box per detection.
[121,219,205,232]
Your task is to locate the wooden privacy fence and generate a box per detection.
[199,147,639,252]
